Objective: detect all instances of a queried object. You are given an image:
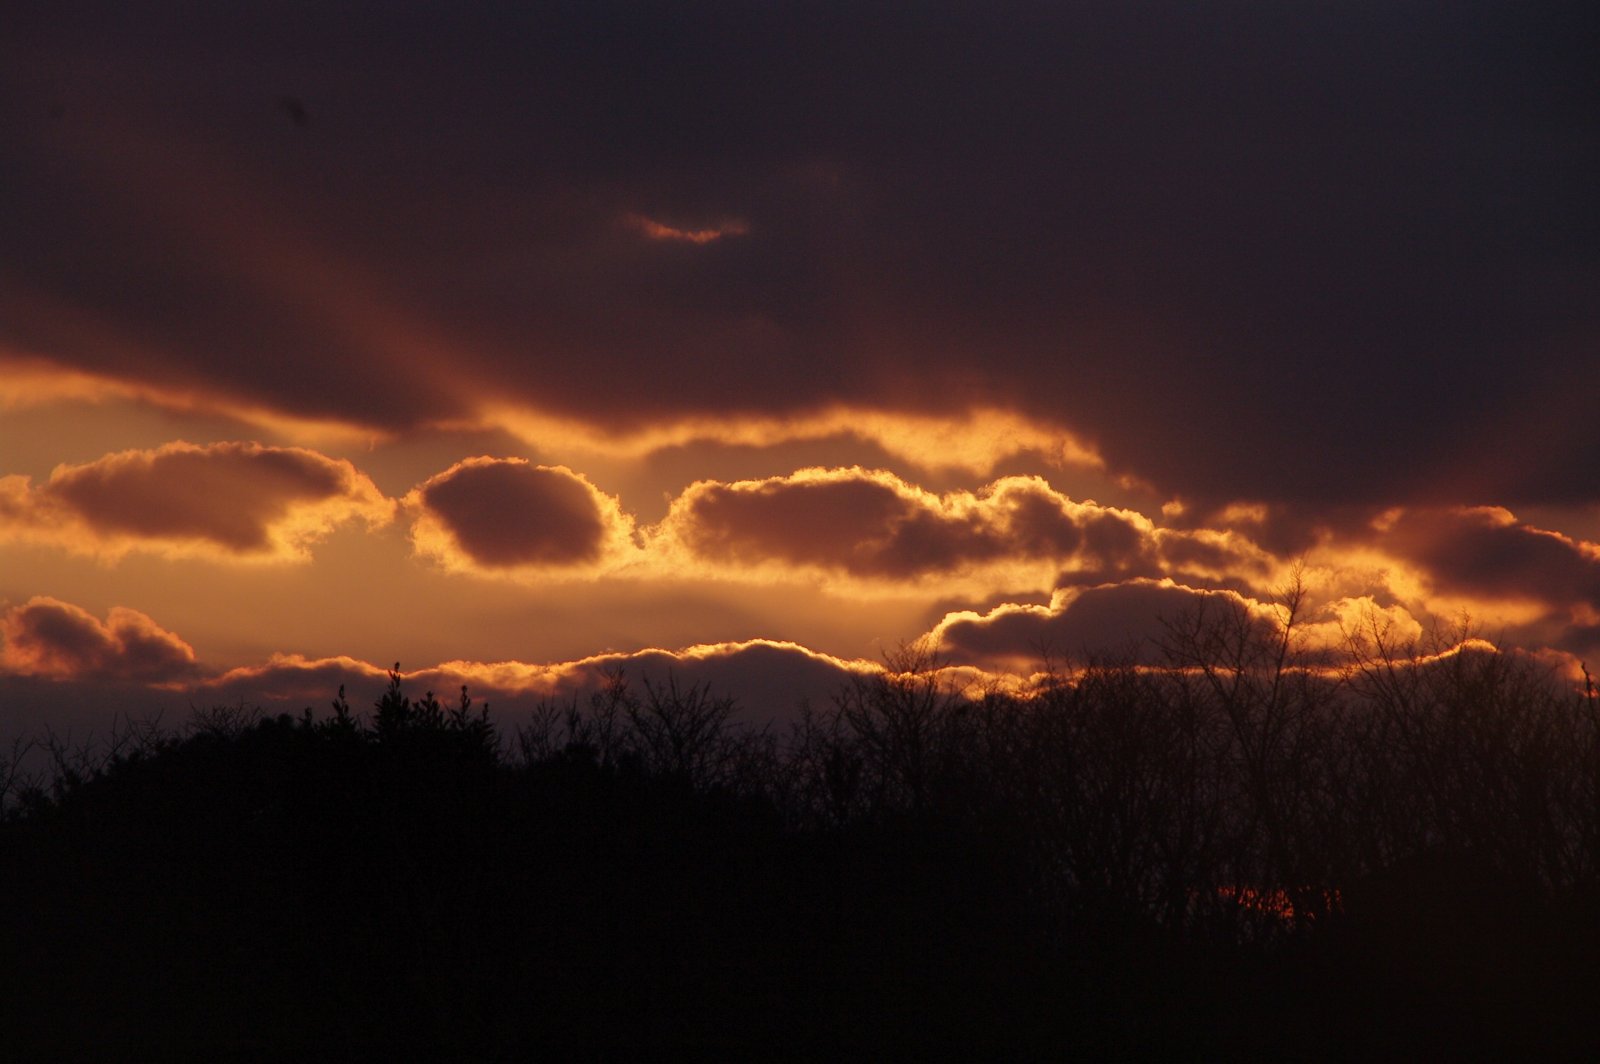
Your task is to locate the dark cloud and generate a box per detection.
[407,458,634,572]
[1161,501,1391,560]
[47,444,351,549]
[670,470,945,574]
[931,580,1278,669]
[0,443,390,558]
[0,597,200,683]
[1383,508,1600,608]
[1553,623,1600,661]
[3,3,1594,504]
[663,469,1153,582]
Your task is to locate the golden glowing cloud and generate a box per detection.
[1293,595,1427,657]
[405,457,640,577]
[0,596,199,684]
[0,442,393,562]
[926,579,1287,670]
[651,467,1156,593]
[1152,527,1279,587]
[1288,504,1600,637]
[920,575,1516,682]
[427,638,875,695]
[475,402,1105,478]
[0,352,387,449]
[5,351,1109,486]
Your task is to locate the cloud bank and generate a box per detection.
[199,640,885,730]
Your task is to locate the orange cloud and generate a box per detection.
[1378,506,1600,607]
[923,571,1501,681]
[655,467,1158,591]
[0,442,392,561]
[1294,595,1426,657]
[1243,505,1600,657]
[476,403,1106,478]
[623,213,750,244]
[1152,527,1278,589]
[405,458,639,576]
[0,351,385,450]
[0,597,200,684]
[431,639,879,711]
[1153,499,1600,645]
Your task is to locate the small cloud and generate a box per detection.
[405,457,637,576]
[0,597,201,684]
[623,212,749,244]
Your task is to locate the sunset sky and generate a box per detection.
[3,2,1597,739]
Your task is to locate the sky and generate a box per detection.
[3,1,1597,740]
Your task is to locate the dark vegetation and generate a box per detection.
[4,600,1600,1060]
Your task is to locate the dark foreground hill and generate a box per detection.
[3,640,1599,1060]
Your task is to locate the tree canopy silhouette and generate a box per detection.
[3,620,1598,1059]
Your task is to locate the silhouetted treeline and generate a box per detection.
[4,610,1600,1060]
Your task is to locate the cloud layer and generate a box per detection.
[7,439,1599,672]
[4,3,1593,503]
